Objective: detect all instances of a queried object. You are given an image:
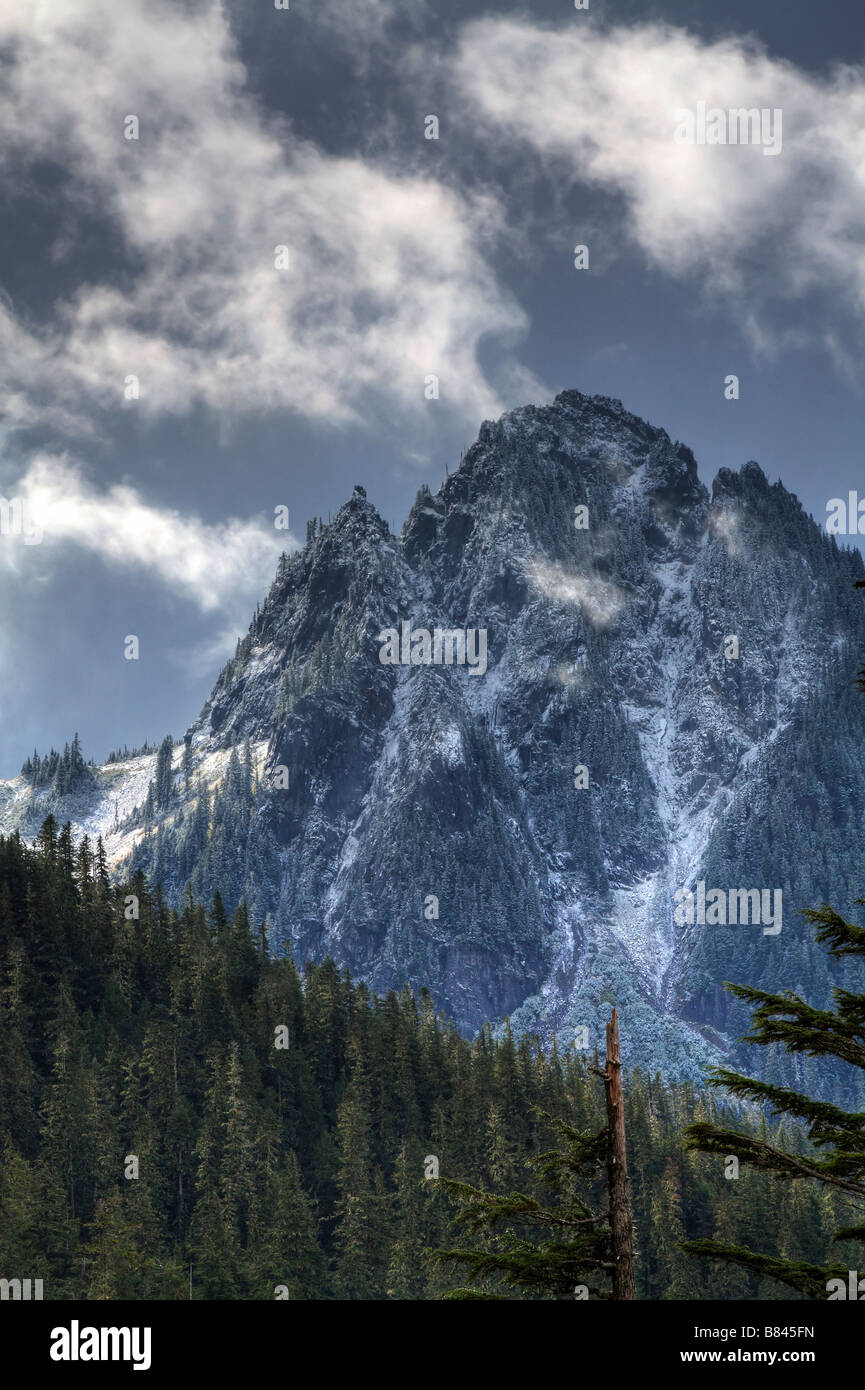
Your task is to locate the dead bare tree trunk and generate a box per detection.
[603,1007,636,1299]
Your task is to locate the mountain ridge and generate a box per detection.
[3,389,864,1084]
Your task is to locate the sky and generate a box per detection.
[0,0,864,775]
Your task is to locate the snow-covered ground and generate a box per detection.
[0,739,270,868]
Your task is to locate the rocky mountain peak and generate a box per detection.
[4,390,865,1087]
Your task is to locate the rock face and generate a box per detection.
[4,390,865,1080]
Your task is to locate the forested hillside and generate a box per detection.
[0,820,856,1299]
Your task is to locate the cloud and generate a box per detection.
[1,453,290,613]
[0,0,528,438]
[709,506,745,559]
[166,623,257,681]
[527,559,627,627]
[449,18,865,354]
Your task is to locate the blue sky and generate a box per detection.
[1,0,864,775]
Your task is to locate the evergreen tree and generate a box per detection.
[386,1139,437,1300]
[155,736,174,812]
[248,1149,326,1300]
[332,1041,389,1299]
[431,1113,612,1299]
[682,905,865,1297]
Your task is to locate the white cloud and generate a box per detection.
[450,18,865,350]
[0,0,528,437]
[2,453,289,613]
[527,559,626,627]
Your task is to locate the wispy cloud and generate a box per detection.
[306,0,428,61]
[709,507,745,559]
[2,453,289,613]
[527,559,627,627]
[449,17,865,367]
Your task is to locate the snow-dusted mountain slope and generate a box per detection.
[4,390,864,1081]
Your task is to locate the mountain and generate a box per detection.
[3,389,865,1085]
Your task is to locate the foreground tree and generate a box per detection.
[682,906,865,1297]
[431,1008,635,1299]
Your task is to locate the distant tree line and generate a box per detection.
[20,733,94,796]
[105,741,159,765]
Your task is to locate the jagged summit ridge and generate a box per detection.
[2,391,864,1083]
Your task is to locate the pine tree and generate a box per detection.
[155,736,174,812]
[431,1112,612,1299]
[81,1187,183,1300]
[682,905,865,1297]
[386,1139,436,1299]
[248,1148,326,1299]
[183,734,193,791]
[332,1042,389,1299]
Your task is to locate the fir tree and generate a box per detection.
[155,736,174,812]
[682,905,865,1297]
[332,1039,389,1299]
[431,1112,612,1299]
